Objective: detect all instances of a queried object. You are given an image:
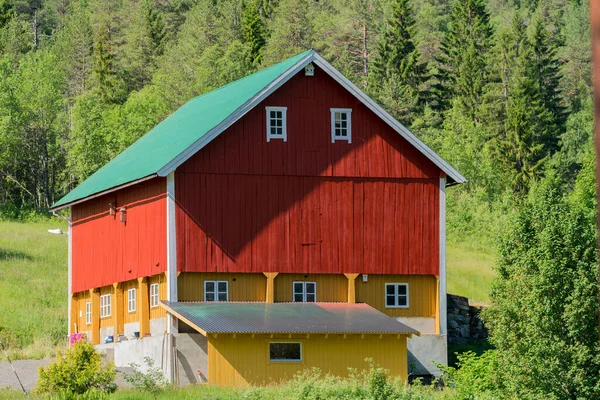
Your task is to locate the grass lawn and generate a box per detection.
[0,219,69,360]
[446,242,496,305]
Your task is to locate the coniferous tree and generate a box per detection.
[369,0,426,125]
[242,0,266,64]
[436,0,493,118]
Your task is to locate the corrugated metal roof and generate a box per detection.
[161,301,419,335]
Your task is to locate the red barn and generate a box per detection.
[51,50,465,386]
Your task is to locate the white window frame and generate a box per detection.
[204,280,229,302]
[100,294,112,318]
[85,302,91,325]
[266,106,287,142]
[269,342,303,363]
[128,288,136,312]
[330,108,352,143]
[385,283,409,308]
[150,283,159,308]
[292,281,316,303]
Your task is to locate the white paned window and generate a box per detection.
[292,281,316,303]
[385,283,409,308]
[128,288,136,312]
[85,302,91,325]
[266,106,287,142]
[330,108,352,143]
[204,281,228,302]
[100,294,111,318]
[150,283,159,308]
[269,342,302,362]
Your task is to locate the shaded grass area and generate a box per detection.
[446,242,495,305]
[0,219,69,360]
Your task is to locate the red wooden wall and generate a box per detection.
[176,66,442,275]
[71,178,167,293]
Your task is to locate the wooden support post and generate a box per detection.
[70,294,78,336]
[138,277,150,337]
[344,273,359,304]
[263,272,279,303]
[113,282,124,336]
[435,277,440,334]
[90,289,100,345]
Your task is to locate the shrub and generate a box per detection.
[439,350,503,400]
[36,340,116,395]
[124,357,169,399]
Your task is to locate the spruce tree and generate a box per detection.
[436,0,493,118]
[242,0,266,64]
[369,0,427,125]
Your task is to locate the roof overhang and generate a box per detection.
[49,174,158,212]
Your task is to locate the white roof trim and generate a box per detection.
[158,50,466,184]
[312,53,465,184]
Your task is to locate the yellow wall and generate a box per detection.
[274,274,348,303]
[123,279,139,324]
[72,291,91,333]
[99,286,115,328]
[355,274,438,318]
[178,273,267,302]
[208,333,407,386]
[149,274,167,320]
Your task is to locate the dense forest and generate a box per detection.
[0,0,591,218]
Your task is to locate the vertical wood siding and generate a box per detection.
[149,274,167,320]
[124,279,139,324]
[176,67,441,276]
[71,178,167,293]
[208,334,408,386]
[99,286,115,328]
[177,176,439,275]
[355,274,438,318]
[274,274,348,302]
[178,273,267,302]
[72,291,91,333]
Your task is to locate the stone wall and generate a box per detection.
[447,294,487,345]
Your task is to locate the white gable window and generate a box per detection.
[293,281,316,302]
[204,280,228,302]
[331,108,352,143]
[100,294,112,318]
[385,283,409,308]
[150,283,159,308]
[128,288,136,312]
[85,302,91,325]
[266,106,287,142]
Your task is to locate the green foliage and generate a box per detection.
[439,350,504,399]
[124,357,169,399]
[484,171,600,399]
[36,340,117,395]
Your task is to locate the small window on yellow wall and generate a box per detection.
[150,283,159,308]
[100,294,111,317]
[85,302,91,325]
[269,342,302,362]
[293,281,316,302]
[128,288,136,312]
[385,283,409,308]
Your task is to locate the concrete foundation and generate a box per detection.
[150,317,166,336]
[407,334,447,377]
[124,322,140,338]
[96,332,207,386]
[396,317,435,334]
[99,326,115,343]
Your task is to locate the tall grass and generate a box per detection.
[0,218,69,360]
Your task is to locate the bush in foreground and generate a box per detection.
[36,340,116,396]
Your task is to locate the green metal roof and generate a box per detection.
[161,301,419,335]
[52,50,313,209]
